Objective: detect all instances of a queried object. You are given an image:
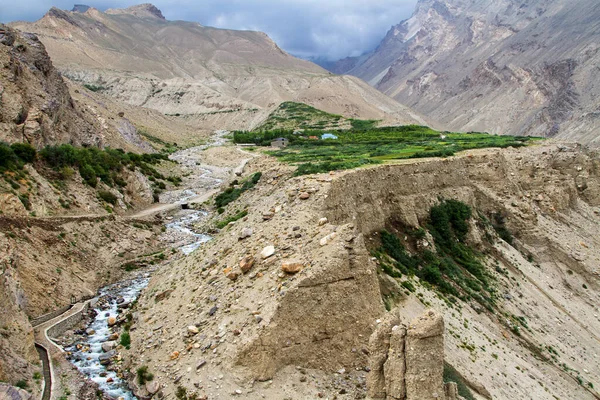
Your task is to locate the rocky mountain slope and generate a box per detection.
[0,23,201,151]
[123,142,600,399]
[336,0,600,144]
[11,4,427,131]
[0,25,188,391]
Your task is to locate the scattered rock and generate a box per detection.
[155,289,173,302]
[240,256,255,273]
[260,245,275,259]
[299,192,310,200]
[281,261,303,274]
[146,381,160,395]
[318,217,328,226]
[224,267,240,281]
[188,325,199,335]
[170,351,180,360]
[239,227,253,240]
[319,232,337,246]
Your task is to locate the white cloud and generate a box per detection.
[1,0,418,60]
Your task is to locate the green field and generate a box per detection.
[234,124,542,176]
[257,101,378,131]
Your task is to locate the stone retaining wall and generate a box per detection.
[46,303,90,339]
[31,305,72,327]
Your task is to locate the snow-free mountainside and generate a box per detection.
[330,0,600,145]
[1,3,600,400]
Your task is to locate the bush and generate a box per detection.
[0,142,19,170]
[15,380,28,389]
[120,331,131,349]
[136,366,154,385]
[98,190,117,205]
[215,172,261,208]
[216,210,248,229]
[443,363,475,400]
[79,164,97,187]
[10,143,36,163]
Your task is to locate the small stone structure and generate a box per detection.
[271,137,289,148]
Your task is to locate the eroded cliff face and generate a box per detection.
[128,143,600,399]
[324,143,600,399]
[341,0,600,144]
[0,25,99,147]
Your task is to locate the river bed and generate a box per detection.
[61,138,235,399]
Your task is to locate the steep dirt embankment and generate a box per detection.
[130,143,600,400]
[324,144,600,399]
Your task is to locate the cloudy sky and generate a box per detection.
[0,1,418,60]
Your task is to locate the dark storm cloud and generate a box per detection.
[1,0,418,60]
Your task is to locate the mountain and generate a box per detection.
[335,0,600,144]
[11,5,427,131]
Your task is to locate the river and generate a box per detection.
[62,134,239,399]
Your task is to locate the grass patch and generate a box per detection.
[136,366,154,385]
[443,363,475,400]
[375,199,496,311]
[216,210,248,229]
[215,172,261,208]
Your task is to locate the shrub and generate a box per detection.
[216,210,248,229]
[120,331,131,349]
[136,366,154,385]
[15,380,28,389]
[59,166,75,180]
[443,363,475,400]
[0,142,19,170]
[215,172,261,208]
[79,164,97,187]
[98,190,117,205]
[10,143,36,163]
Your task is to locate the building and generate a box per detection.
[271,137,289,148]
[321,133,338,140]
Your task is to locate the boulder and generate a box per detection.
[299,192,310,200]
[146,380,160,395]
[155,289,173,302]
[107,316,117,326]
[0,383,32,400]
[188,325,199,335]
[98,350,116,365]
[101,341,117,352]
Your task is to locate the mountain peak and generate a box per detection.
[105,3,165,20]
[71,4,90,13]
